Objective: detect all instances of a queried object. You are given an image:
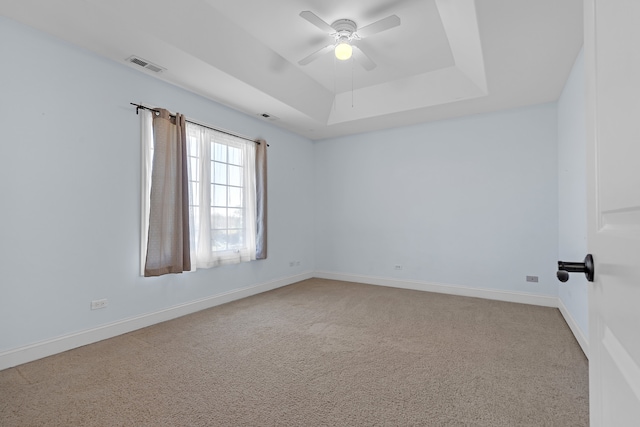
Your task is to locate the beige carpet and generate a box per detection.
[0,279,589,426]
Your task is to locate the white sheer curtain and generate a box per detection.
[186,123,257,270]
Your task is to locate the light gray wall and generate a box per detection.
[0,17,315,353]
[314,104,559,296]
[1,15,581,358]
[557,48,589,337]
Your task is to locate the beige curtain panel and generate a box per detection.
[255,139,268,260]
[145,109,191,276]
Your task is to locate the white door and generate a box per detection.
[585,0,640,425]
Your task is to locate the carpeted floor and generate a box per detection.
[0,279,589,426]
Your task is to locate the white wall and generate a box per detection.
[0,17,315,355]
[557,48,589,345]
[314,104,559,299]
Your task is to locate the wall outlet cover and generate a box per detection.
[90,299,108,310]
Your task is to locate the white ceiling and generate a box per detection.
[1,0,583,140]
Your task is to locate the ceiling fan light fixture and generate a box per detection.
[335,42,353,60]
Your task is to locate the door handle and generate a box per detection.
[557,254,594,282]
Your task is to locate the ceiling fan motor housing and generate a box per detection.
[331,19,358,40]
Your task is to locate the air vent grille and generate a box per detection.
[145,64,164,73]
[126,56,165,73]
[130,57,148,67]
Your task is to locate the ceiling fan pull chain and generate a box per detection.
[352,56,355,108]
[333,56,338,111]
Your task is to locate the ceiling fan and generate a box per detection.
[298,11,401,71]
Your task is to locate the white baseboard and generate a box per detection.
[1,270,589,371]
[558,298,589,358]
[314,271,558,307]
[0,271,313,371]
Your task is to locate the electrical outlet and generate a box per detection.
[394,265,403,270]
[526,276,539,283]
[295,261,300,266]
[289,261,295,267]
[90,299,108,310]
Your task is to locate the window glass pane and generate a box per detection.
[188,137,199,156]
[228,146,242,165]
[211,207,227,229]
[212,230,228,251]
[213,185,227,207]
[190,158,198,178]
[228,187,242,208]
[190,182,199,204]
[213,143,226,162]
[213,162,227,185]
[227,229,243,249]
[228,208,243,229]
[192,209,200,231]
[229,165,242,187]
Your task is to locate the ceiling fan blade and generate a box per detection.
[298,44,334,66]
[356,15,401,38]
[352,45,377,71]
[300,11,335,34]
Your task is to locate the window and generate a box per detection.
[186,123,257,268]
[193,140,244,251]
[140,109,262,275]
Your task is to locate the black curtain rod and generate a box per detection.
[130,103,268,146]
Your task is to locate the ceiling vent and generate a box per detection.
[126,56,165,73]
